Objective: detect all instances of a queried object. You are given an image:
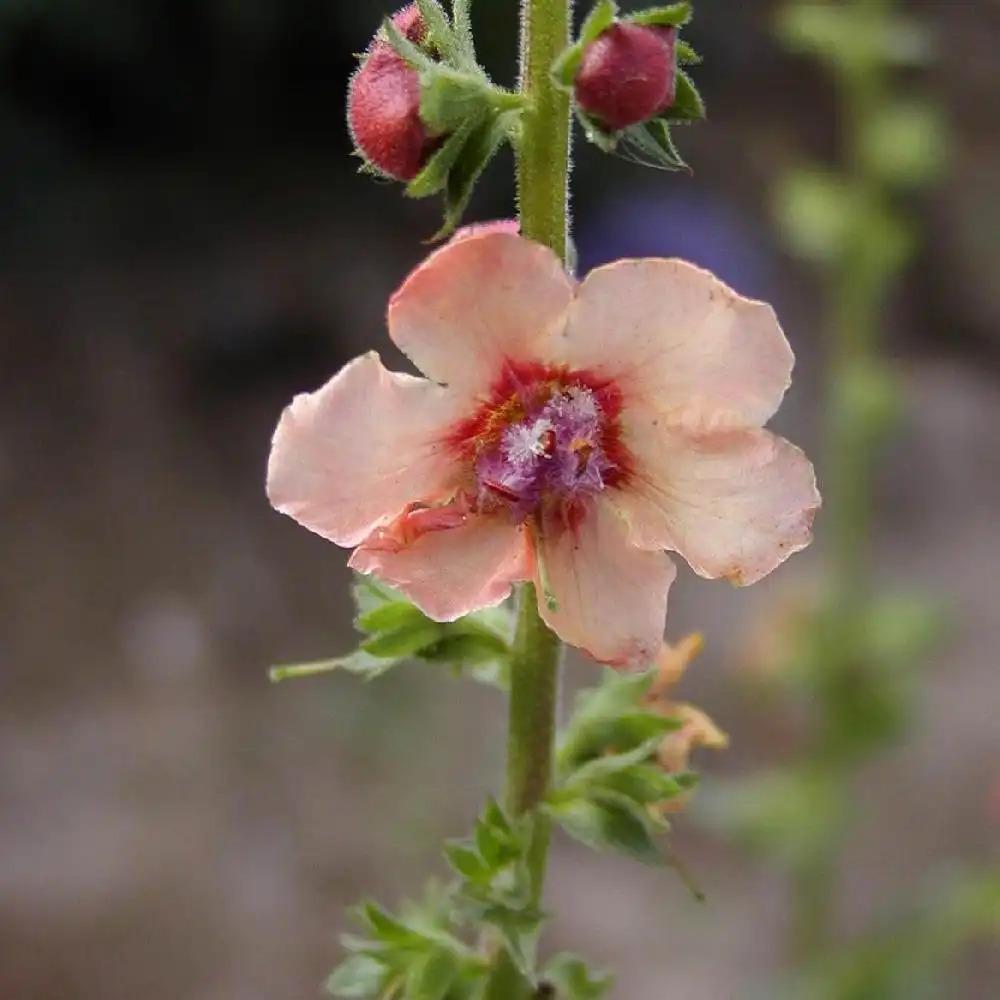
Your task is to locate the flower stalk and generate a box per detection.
[484,0,571,993]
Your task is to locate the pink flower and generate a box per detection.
[267,232,819,668]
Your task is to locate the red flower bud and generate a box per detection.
[348,5,443,182]
[348,47,438,182]
[388,3,429,47]
[574,23,678,132]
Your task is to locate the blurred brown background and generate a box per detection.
[0,1,997,998]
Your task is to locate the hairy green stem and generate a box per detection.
[516,0,572,259]
[484,0,570,996]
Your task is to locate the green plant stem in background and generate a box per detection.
[484,0,570,996]
[790,0,897,965]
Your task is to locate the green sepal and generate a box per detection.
[550,0,617,91]
[626,3,692,29]
[451,0,475,60]
[419,66,494,135]
[618,117,691,171]
[413,0,462,65]
[580,0,619,45]
[381,15,439,73]
[675,39,702,65]
[431,111,515,240]
[660,70,705,122]
[542,954,613,1000]
[406,115,485,199]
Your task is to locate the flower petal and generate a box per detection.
[536,499,676,668]
[350,515,527,621]
[614,424,820,585]
[388,232,574,391]
[559,258,794,426]
[267,352,462,548]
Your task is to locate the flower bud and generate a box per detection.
[348,7,438,182]
[375,3,429,52]
[574,22,678,132]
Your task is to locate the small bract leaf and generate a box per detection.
[444,842,492,883]
[544,954,613,1000]
[547,794,665,866]
[326,954,387,998]
[406,947,460,1000]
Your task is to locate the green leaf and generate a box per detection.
[627,3,692,29]
[443,842,493,883]
[361,620,446,659]
[479,903,543,977]
[326,954,387,998]
[661,70,705,122]
[558,711,680,774]
[268,648,398,683]
[405,947,460,1000]
[547,794,665,866]
[357,600,431,636]
[358,902,430,949]
[543,954,613,1000]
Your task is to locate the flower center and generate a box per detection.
[474,382,616,518]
